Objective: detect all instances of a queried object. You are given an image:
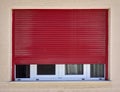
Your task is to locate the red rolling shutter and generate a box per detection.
[12,9,108,64]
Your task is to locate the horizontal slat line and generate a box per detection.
[15,13,105,17]
[15,51,105,53]
[14,24,105,25]
[16,50,105,52]
[15,34,105,35]
[15,53,106,54]
[15,36,105,37]
[14,16,106,18]
[15,52,106,53]
[15,36,106,37]
[16,41,105,43]
[14,24,97,26]
[14,28,105,30]
[15,49,105,50]
[15,48,106,50]
[15,31,105,32]
[14,21,105,23]
[15,31,105,33]
[14,21,106,23]
[15,36,105,38]
[15,43,105,44]
[15,47,106,49]
[14,20,105,21]
[15,44,106,45]
[15,44,106,46]
[15,35,105,37]
[15,17,106,19]
[19,37,105,38]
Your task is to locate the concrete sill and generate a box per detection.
[7,81,112,89]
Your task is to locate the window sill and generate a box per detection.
[8,81,112,89]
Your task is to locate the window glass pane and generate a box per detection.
[37,64,55,75]
[65,64,83,75]
[90,64,104,77]
[16,65,30,78]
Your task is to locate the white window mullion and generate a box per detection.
[57,64,64,80]
[85,64,91,80]
[30,64,37,80]
[56,64,60,76]
[84,64,88,80]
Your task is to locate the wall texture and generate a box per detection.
[0,0,120,92]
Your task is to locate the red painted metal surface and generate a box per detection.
[12,9,108,64]
[105,11,109,80]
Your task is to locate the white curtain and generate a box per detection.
[65,64,83,75]
[90,64,104,77]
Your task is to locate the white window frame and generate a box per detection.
[15,64,105,81]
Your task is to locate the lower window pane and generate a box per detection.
[16,65,30,78]
[65,64,83,75]
[37,64,55,75]
[90,64,104,78]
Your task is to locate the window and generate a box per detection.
[12,9,108,81]
[16,65,30,78]
[15,64,105,81]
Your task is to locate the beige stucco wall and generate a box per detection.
[0,0,120,92]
